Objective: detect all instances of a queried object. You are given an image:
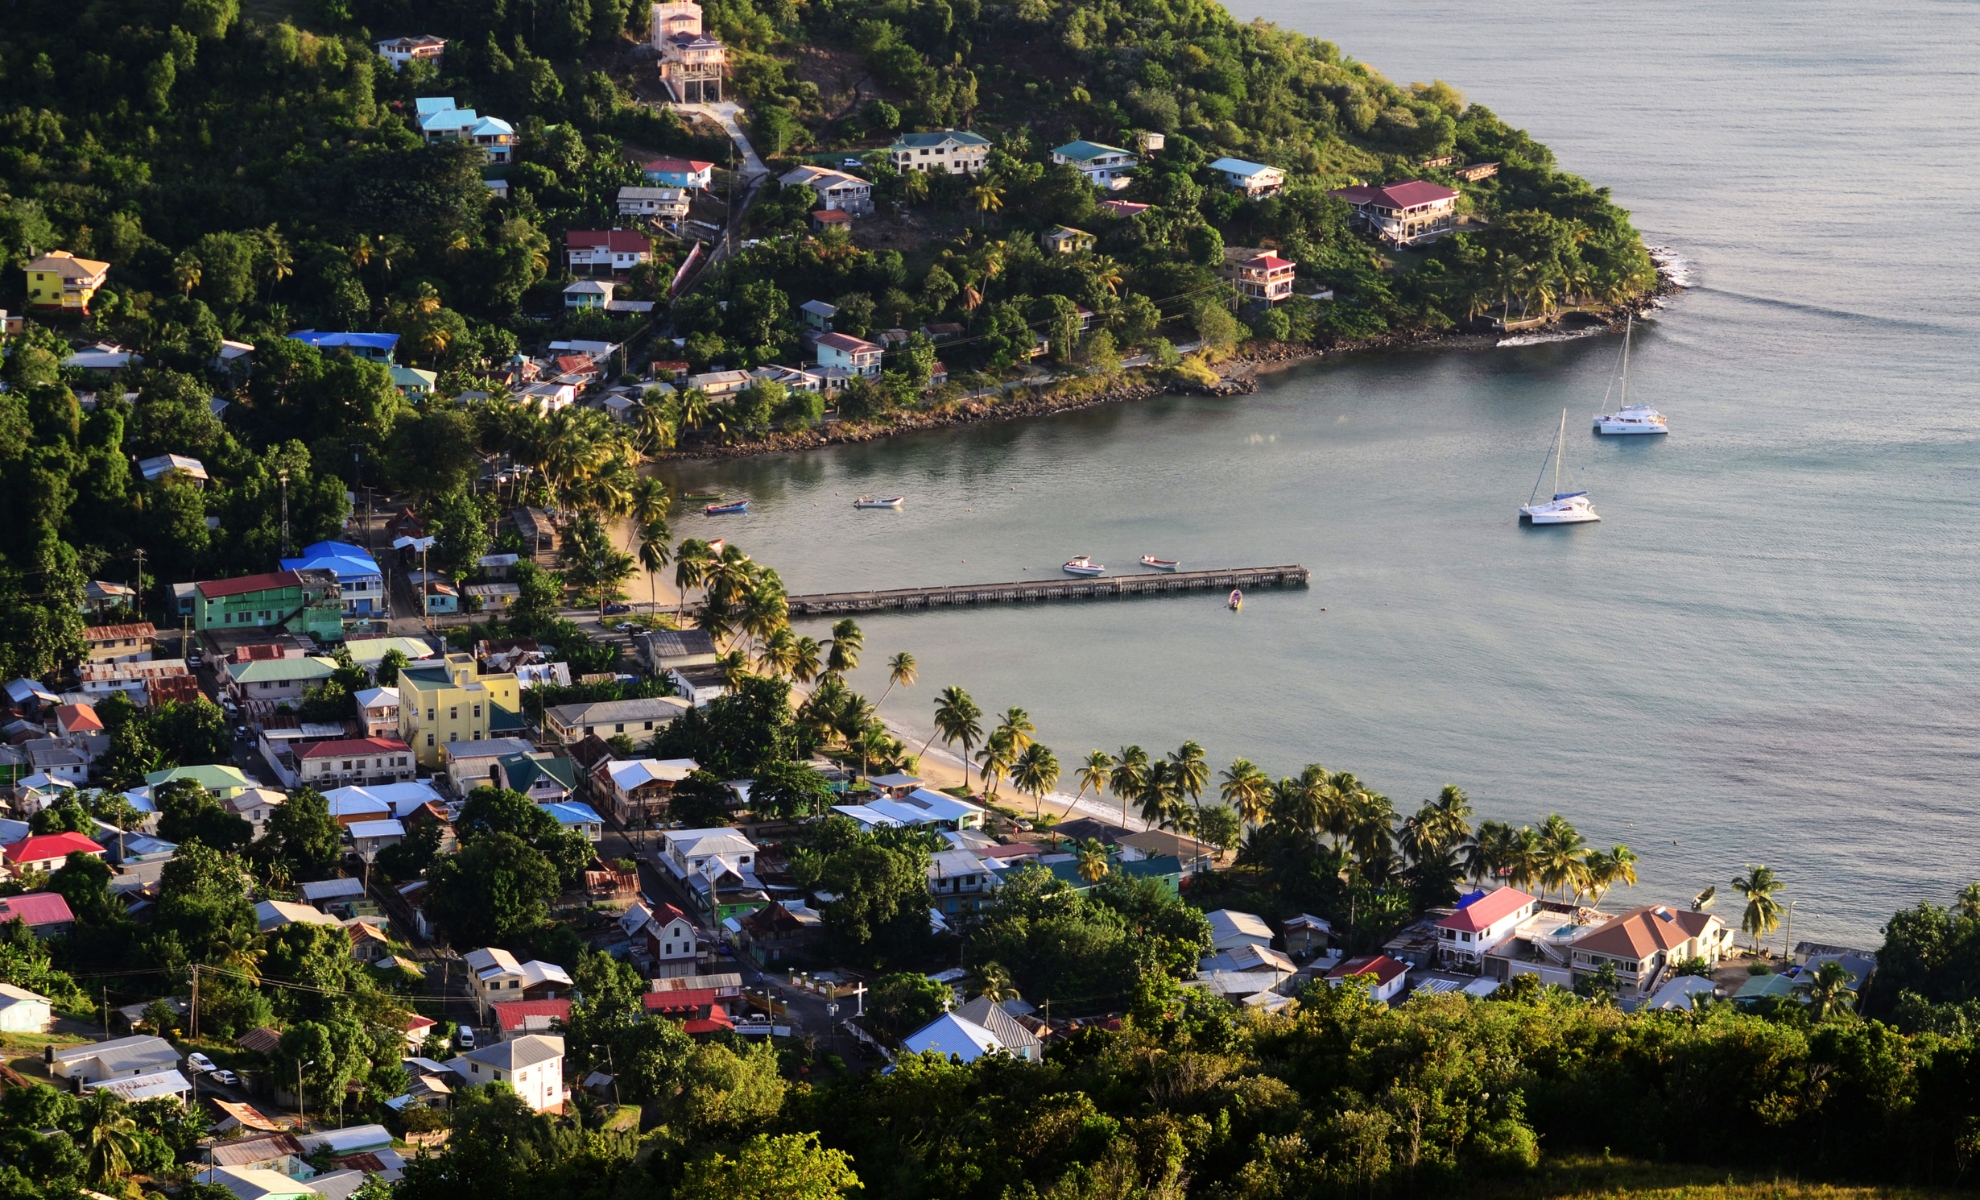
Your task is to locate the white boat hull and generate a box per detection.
[853,499,904,508]
[1522,508,1601,524]
[1063,565,1106,576]
[1593,418,1668,435]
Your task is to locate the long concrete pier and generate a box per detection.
[785,564,1310,616]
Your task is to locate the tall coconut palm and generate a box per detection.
[1423,785,1473,849]
[1109,746,1148,829]
[634,394,678,456]
[877,651,918,706]
[1168,741,1209,814]
[757,626,801,678]
[1731,864,1785,955]
[1462,819,1513,885]
[1138,760,1180,829]
[1507,825,1544,892]
[673,538,714,621]
[975,961,1020,1003]
[636,519,671,613]
[1061,749,1114,820]
[1805,960,1858,1021]
[627,477,673,547]
[1219,759,1272,826]
[976,727,1015,800]
[1536,813,1590,902]
[78,1091,141,1185]
[1585,843,1638,906]
[928,686,983,790]
[1272,764,1334,837]
[790,635,823,683]
[969,177,1005,228]
[825,617,864,677]
[1011,742,1060,820]
[677,387,713,434]
[993,707,1035,760]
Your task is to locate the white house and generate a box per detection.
[813,332,882,377]
[1207,156,1286,196]
[900,1010,1039,1063]
[353,688,399,739]
[777,166,874,215]
[463,947,572,1019]
[376,35,446,70]
[888,129,991,175]
[1435,887,1537,969]
[658,827,757,877]
[0,984,51,1033]
[451,1034,566,1113]
[49,1035,180,1083]
[621,899,700,967]
[1051,140,1137,188]
[1326,180,1461,246]
[1325,954,1410,1004]
[564,280,614,310]
[616,186,691,225]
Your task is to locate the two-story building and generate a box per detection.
[888,130,991,175]
[375,34,446,69]
[565,230,653,273]
[413,98,515,163]
[279,542,385,621]
[641,157,716,190]
[295,738,416,790]
[1043,226,1096,255]
[83,623,155,665]
[616,187,691,226]
[451,1035,566,1112]
[927,849,999,916]
[1435,887,1537,970]
[396,655,523,769]
[651,0,726,103]
[1051,141,1137,188]
[439,736,537,795]
[778,165,874,215]
[1567,905,1733,998]
[813,332,883,377]
[604,759,699,829]
[25,251,110,314]
[623,900,701,968]
[353,687,399,738]
[1208,157,1287,196]
[463,948,572,1020]
[541,696,690,744]
[193,571,346,644]
[1327,180,1460,246]
[1234,252,1297,305]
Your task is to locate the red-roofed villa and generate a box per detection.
[1327,180,1461,246]
[1435,886,1536,968]
[296,737,416,788]
[2,833,106,875]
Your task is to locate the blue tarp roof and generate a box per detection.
[288,330,401,351]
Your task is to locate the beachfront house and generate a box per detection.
[1235,253,1297,305]
[814,332,883,377]
[1435,887,1537,969]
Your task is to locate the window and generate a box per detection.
[341,761,352,771]
[449,707,458,720]
[447,731,458,742]
[473,705,481,718]
[427,734,435,747]
[643,721,653,730]
[427,708,435,721]
[614,723,624,733]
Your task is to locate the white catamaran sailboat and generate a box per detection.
[1521,409,1601,525]
[1592,315,1668,435]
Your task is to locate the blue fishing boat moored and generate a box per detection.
[705,500,749,515]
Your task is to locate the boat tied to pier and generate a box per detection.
[1063,556,1106,576]
[1140,556,1180,571]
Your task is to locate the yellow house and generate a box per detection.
[396,653,523,767]
[25,251,110,313]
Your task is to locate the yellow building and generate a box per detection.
[25,251,110,313]
[396,653,524,767]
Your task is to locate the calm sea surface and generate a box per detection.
[663,0,1980,943]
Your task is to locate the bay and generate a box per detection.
[661,0,1980,943]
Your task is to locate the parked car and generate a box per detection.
[457,1026,476,1050]
[187,1052,217,1074]
[841,157,862,169]
[210,1069,239,1086]
[602,602,631,615]
[616,622,638,632]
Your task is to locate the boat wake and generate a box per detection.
[1498,328,1602,348]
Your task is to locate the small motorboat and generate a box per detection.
[682,491,724,503]
[853,496,905,509]
[1063,556,1106,576]
[705,500,748,516]
[1228,589,1243,610]
[1140,556,1180,571]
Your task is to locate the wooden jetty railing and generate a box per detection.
[785,565,1310,616]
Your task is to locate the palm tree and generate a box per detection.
[1731,865,1785,956]
[1109,746,1148,829]
[1462,819,1515,885]
[825,617,864,677]
[1010,742,1060,820]
[757,626,801,678]
[969,177,1005,227]
[627,477,673,548]
[714,649,752,690]
[636,519,671,613]
[976,727,1015,801]
[1138,760,1180,829]
[78,1091,140,1185]
[1168,741,1209,814]
[929,687,983,791]
[1805,961,1858,1020]
[993,707,1035,759]
[1536,813,1590,902]
[677,386,714,434]
[172,252,202,297]
[1090,255,1125,295]
[1076,838,1111,884]
[902,168,930,203]
[1061,749,1113,820]
[1585,843,1638,906]
[634,394,678,456]
[877,651,918,706]
[1219,759,1272,826]
[673,538,714,621]
[790,635,823,684]
[975,961,1020,1003]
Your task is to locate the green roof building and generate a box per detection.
[145,764,253,799]
[192,569,345,643]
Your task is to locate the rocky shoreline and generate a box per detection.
[660,287,1680,464]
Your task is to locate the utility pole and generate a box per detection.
[132,548,146,617]
[279,469,292,557]
[190,964,199,1039]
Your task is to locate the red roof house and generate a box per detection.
[195,571,305,600]
[1325,953,1410,1002]
[1433,887,1536,968]
[54,704,102,736]
[0,892,76,936]
[491,998,572,1038]
[2,833,106,873]
[298,737,414,761]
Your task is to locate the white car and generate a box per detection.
[457,1027,476,1050]
[210,1069,240,1086]
[187,1052,217,1074]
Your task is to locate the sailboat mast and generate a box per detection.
[1555,409,1565,496]
[1619,315,1631,408]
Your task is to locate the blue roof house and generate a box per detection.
[280,542,385,618]
[1207,157,1287,196]
[288,331,400,364]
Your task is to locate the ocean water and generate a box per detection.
[661,0,1980,944]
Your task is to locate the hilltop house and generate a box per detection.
[617,186,691,225]
[1043,226,1095,255]
[888,130,991,175]
[25,251,109,314]
[566,230,653,272]
[287,330,399,362]
[778,165,874,215]
[412,97,515,163]
[375,35,446,69]
[1327,180,1460,246]
[641,158,715,189]
[1051,141,1137,188]
[651,0,727,102]
[1208,157,1287,196]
